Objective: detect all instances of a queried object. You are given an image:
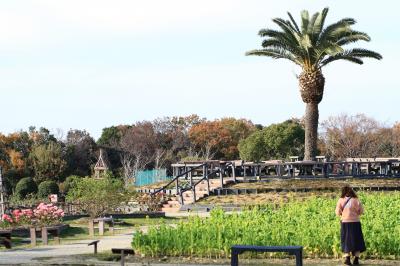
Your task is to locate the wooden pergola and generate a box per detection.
[171,157,400,181]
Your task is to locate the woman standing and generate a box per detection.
[335,185,366,265]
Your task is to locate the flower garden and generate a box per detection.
[0,203,64,230]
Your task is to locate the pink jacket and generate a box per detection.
[335,197,364,223]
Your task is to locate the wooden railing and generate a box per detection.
[152,161,234,205]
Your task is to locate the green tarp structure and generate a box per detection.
[135,169,172,187]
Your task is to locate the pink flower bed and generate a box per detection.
[34,203,64,226]
[0,203,64,229]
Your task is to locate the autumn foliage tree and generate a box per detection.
[189,118,255,160]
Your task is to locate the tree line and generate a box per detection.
[0,114,399,197]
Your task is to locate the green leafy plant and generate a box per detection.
[14,177,38,200]
[132,192,400,259]
[37,180,59,199]
[66,177,130,218]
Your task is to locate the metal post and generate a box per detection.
[231,249,239,266]
[295,248,303,266]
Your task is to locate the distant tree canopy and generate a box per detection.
[65,129,97,176]
[320,114,400,160]
[239,120,305,161]
[189,118,255,160]
[0,114,399,198]
[29,141,67,183]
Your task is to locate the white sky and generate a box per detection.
[1,0,399,139]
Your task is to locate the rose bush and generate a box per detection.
[0,203,64,229]
[0,214,14,229]
[33,203,64,226]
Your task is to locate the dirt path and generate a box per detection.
[0,232,133,265]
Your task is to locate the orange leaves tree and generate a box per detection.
[188,118,255,160]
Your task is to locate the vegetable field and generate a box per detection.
[132,192,400,259]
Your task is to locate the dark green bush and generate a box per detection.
[14,177,38,199]
[61,175,80,195]
[37,180,59,199]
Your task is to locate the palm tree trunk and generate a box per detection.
[304,103,319,160]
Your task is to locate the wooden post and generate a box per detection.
[205,165,210,194]
[30,228,36,247]
[0,167,5,219]
[184,165,188,179]
[231,163,236,182]
[189,167,193,187]
[88,219,95,237]
[219,165,224,188]
[175,178,179,195]
[120,249,125,266]
[109,223,114,235]
[98,220,105,236]
[192,187,196,203]
[41,227,48,245]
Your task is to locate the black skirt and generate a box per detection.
[341,222,366,253]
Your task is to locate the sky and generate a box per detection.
[1,0,399,140]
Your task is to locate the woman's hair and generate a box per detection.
[341,185,358,198]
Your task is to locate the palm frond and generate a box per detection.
[336,31,370,45]
[320,55,364,66]
[300,10,310,34]
[245,48,302,65]
[307,11,320,35]
[287,11,301,34]
[345,48,382,59]
[258,28,306,58]
[320,48,382,66]
[318,18,356,44]
[311,8,329,44]
[248,8,381,71]
[272,18,301,42]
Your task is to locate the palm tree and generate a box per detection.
[246,8,382,160]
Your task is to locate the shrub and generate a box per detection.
[0,214,14,229]
[61,175,80,195]
[38,181,59,199]
[66,177,130,218]
[14,177,38,199]
[33,203,64,226]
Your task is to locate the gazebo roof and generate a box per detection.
[94,149,109,170]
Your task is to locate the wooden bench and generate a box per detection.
[111,248,134,266]
[30,224,69,246]
[88,240,100,254]
[0,230,12,249]
[231,245,303,266]
[89,217,114,236]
